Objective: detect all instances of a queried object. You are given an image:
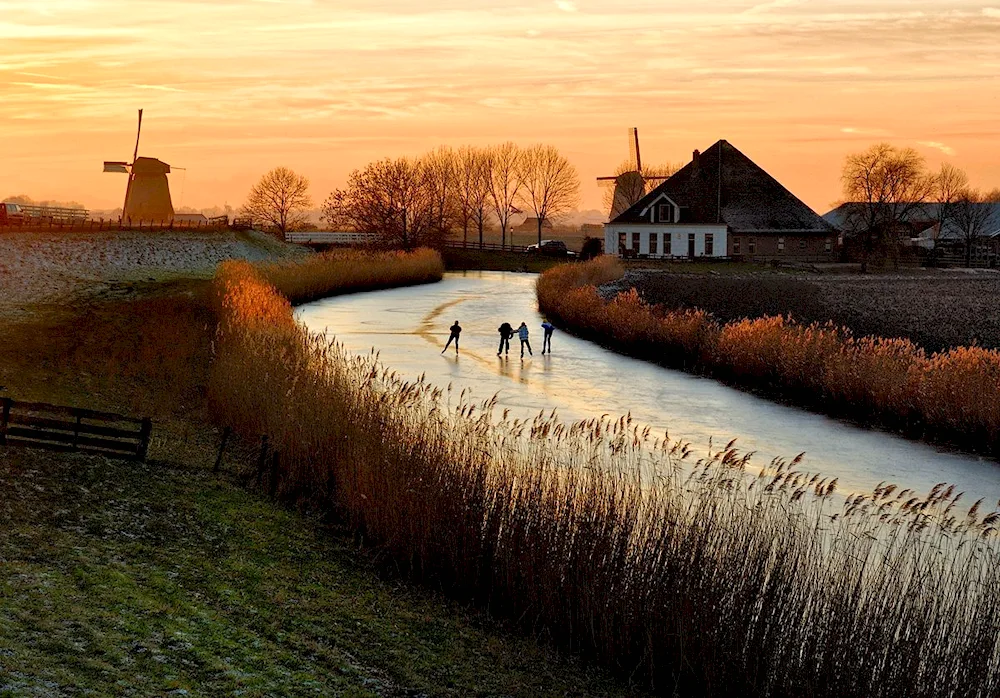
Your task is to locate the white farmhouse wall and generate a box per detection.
[604,224,728,258]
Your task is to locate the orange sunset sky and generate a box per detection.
[2,0,999,216]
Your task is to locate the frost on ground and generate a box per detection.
[0,229,306,317]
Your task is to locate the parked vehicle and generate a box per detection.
[0,202,25,225]
[526,239,576,257]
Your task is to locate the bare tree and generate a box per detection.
[932,163,969,253]
[323,157,436,250]
[423,146,458,239]
[953,189,994,267]
[241,167,312,237]
[985,188,1000,203]
[840,143,935,272]
[455,146,492,247]
[518,144,580,245]
[486,142,523,249]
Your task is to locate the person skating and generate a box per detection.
[541,321,554,354]
[517,321,532,358]
[497,321,514,356]
[441,320,462,355]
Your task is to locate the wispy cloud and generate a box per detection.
[919,141,957,156]
[1,0,998,212]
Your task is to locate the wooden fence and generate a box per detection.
[443,241,530,253]
[0,219,230,234]
[0,398,152,461]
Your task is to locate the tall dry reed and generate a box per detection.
[258,247,444,304]
[538,258,1000,453]
[210,255,1000,697]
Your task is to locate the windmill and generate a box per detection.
[597,128,671,221]
[103,109,175,225]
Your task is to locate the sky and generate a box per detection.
[1,0,999,215]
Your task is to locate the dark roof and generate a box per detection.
[611,140,833,234]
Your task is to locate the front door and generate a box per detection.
[687,233,696,259]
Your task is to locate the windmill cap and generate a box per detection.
[132,157,170,174]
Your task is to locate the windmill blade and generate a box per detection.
[633,127,642,173]
[628,127,638,171]
[132,108,143,165]
[103,161,129,173]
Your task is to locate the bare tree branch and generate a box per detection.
[240,167,312,237]
[518,144,580,245]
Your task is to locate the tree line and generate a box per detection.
[322,143,580,249]
[240,144,580,250]
[840,144,1000,270]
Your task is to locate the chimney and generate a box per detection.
[692,149,701,165]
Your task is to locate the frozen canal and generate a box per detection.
[296,271,1000,502]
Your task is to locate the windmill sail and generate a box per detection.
[102,109,174,224]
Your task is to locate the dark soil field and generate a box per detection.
[603,269,1000,353]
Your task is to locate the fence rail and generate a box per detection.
[443,241,530,253]
[0,219,230,234]
[0,398,151,461]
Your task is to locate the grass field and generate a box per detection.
[0,447,627,696]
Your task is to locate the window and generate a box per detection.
[733,237,741,255]
[777,237,785,252]
[664,235,672,256]
[705,233,714,256]
[825,238,832,253]
[631,232,640,253]
[618,232,626,254]
[799,239,806,249]
[748,237,757,254]
[658,203,673,223]
[649,233,658,255]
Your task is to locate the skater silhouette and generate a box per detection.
[442,320,462,355]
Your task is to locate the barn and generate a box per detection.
[604,140,836,261]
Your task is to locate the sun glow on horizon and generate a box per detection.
[1,0,999,213]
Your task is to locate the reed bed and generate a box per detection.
[257,247,444,304]
[210,257,1000,697]
[538,258,1000,453]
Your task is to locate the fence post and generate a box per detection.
[213,426,231,473]
[0,397,11,446]
[256,435,269,485]
[269,451,280,499]
[137,418,152,461]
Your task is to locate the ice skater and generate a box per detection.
[517,321,532,358]
[441,320,462,355]
[497,321,514,356]
[541,321,555,354]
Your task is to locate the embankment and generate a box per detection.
[208,253,1000,697]
[537,257,1000,456]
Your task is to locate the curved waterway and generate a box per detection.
[296,271,1000,503]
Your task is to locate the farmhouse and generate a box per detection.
[605,140,836,261]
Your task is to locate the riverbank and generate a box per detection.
[0,247,630,695]
[216,260,1000,696]
[538,258,1000,458]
